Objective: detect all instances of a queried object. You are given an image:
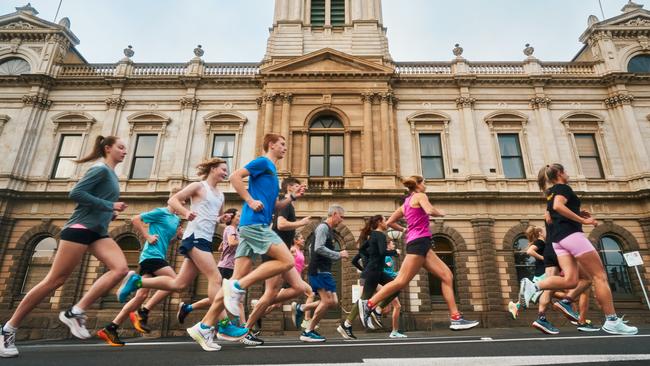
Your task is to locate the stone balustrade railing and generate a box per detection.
[131,63,187,76]
[204,63,260,76]
[308,177,345,190]
[467,62,526,74]
[394,63,452,74]
[58,64,117,77]
[539,62,597,75]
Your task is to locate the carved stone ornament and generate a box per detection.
[9,38,21,53]
[180,97,201,108]
[523,43,535,57]
[361,92,374,103]
[604,93,634,108]
[263,93,277,102]
[22,95,51,109]
[123,45,134,58]
[58,17,71,29]
[280,93,293,103]
[1,21,37,30]
[452,43,463,57]
[455,96,476,108]
[530,97,552,109]
[639,35,650,50]
[624,18,650,26]
[15,3,39,15]
[194,45,204,57]
[105,97,126,109]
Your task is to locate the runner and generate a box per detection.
[508,225,547,319]
[97,189,183,346]
[116,158,247,347]
[1,136,129,358]
[359,175,479,331]
[186,133,306,351]
[521,163,638,335]
[383,239,407,338]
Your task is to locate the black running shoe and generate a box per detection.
[336,323,357,340]
[240,332,264,346]
[370,309,384,329]
[97,327,125,347]
[177,302,191,324]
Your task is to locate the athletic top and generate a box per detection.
[218,225,238,269]
[240,156,279,227]
[384,255,398,279]
[531,239,546,276]
[547,184,582,243]
[309,222,340,275]
[65,162,120,236]
[364,231,397,274]
[183,181,224,241]
[403,193,432,244]
[272,201,296,247]
[138,207,180,263]
[294,247,305,273]
[352,240,369,272]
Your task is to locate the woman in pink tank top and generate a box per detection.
[358,175,479,331]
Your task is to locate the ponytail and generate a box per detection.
[402,175,424,192]
[76,135,119,163]
[525,225,543,244]
[537,163,564,193]
[358,214,384,246]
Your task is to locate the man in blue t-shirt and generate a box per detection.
[194,133,305,348]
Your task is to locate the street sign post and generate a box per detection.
[623,251,649,311]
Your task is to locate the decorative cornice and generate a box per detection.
[529,97,552,109]
[604,93,634,108]
[179,97,201,109]
[455,96,476,108]
[21,95,51,109]
[104,97,126,110]
[360,92,374,103]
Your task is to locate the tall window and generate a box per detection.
[103,236,140,307]
[212,134,235,169]
[331,0,345,25]
[513,235,535,282]
[311,0,326,25]
[497,134,525,178]
[429,236,455,302]
[0,58,30,75]
[130,134,157,179]
[627,54,650,73]
[597,236,634,299]
[574,134,604,179]
[52,134,82,179]
[419,134,444,179]
[309,116,344,177]
[21,237,57,294]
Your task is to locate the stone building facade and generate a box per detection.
[0,1,649,340]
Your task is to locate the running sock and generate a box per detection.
[70,305,84,315]
[538,312,547,321]
[2,323,16,333]
[139,307,150,316]
[375,305,383,314]
[606,314,618,321]
[344,320,352,328]
[106,322,119,331]
[199,322,212,330]
[233,280,244,291]
[450,312,462,321]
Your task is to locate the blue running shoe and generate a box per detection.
[532,318,559,335]
[300,330,325,343]
[552,301,579,322]
[291,302,304,330]
[117,271,141,303]
[216,321,248,342]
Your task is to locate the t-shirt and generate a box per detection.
[273,201,296,248]
[218,225,239,269]
[384,255,398,279]
[139,207,181,263]
[240,157,279,227]
[531,239,546,276]
[547,184,583,243]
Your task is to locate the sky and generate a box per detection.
[1,1,647,63]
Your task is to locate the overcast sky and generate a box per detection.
[2,1,647,62]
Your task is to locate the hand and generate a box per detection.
[582,217,598,226]
[220,212,233,223]
[113,202,128,212]
[146,234,159,244]
[339,249,349,258]
[247,199,264,212]
[299,216,312,226]
[293,185,307,199]
[111,211,118,221]
[579,210,591,218]
[185,210,198,221]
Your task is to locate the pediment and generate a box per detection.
[608,13,650,27]
[261,48,394,75]
[0,11,79,44]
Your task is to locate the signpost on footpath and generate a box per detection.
[623,251,650,311]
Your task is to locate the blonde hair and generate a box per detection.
[196,158,227,179]
[525,225,543,244]
[402,175,424,192]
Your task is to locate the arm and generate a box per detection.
[168,182,202,220]
[351,253,364,271]
[313,225,340,260]
[131,214,158,244]
[415,193,445,217]
[275,184,306,211]
[277,215,311,231]
[227,231,239,247]
[230,167,266,212]
[386,207,406,232]
[526,244,544,261]
[553,195,597,226]
[69,166,114,212]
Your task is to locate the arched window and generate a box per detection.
[597,236,634,299]
[0,58,31,76]
[309,115,344,177]
[627,54,650,73]
[102,235,141,307]
[513,235,535,282]
[21,237,57,294]
[429,236,456,303]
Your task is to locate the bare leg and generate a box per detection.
[578,288,591,324]
[236,243,294,289]
[391,297,401,331]
[423,250,458,315]
[140,258,198,292]
[113,276,152,325]
[307,290,336,332]
[575,251,616,315]
[76,238,129,310]
[246,275,283,330]
[200,256,254,327]
[368,254,425,307]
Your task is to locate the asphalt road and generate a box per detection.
[4,326,650,366]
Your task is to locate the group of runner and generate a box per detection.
[0,134,639,358]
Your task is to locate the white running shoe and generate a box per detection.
[389,330,407,338]
[222,279,245,317]
[520,278,537,308]
[187,323,221,351]
[0,330,18,358]
[602,318,638,335]
[59,310,91,339]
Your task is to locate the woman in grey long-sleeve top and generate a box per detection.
[1,135,130,359]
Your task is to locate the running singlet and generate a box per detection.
[218,225,239,269]
[139,207,180,263]
[240,156,279,227]
[183,181,224,241]
[294,248,305,273]
[547,184,582,243]
[403,194,432,244]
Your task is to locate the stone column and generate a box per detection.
[361,92,374,173]
[171,96,200,178]
[530,96,559,163]
[379,93,391,172]
[104,96,126,137]
[279,93,292,172]
[11,94,52,180]
[300,131,309,176]
[263,93,276,137]
[388,94,398,173]
[604,93,648,174]
[325,0,332,26]
[456,96,482,177]
[471,218,501,313]
[344,130,352,176]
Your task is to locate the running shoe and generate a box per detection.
[222,279,245,317]
[97,327,125,347]
[370,309,384,329]
[449,316,480,330]
[532,318,559,335]
[116,271,142,303]
[602,318,638,335]
[552,301,580,322]
[389,330,408,338]
[0,328,18,358]
[299,319,319,330]
[177,302,191,324]
[530,290,543,305]
[216,321,248,341]
[519,278,537,308]
[129,311,151,333]
[59,309,91,339]
[187,323,221,351]
[300,330,326,342]
[357,300,375,330]
[291,302,304,329]
[336,323,356,340]
[577,320,600,332]
[240,332,264,346]
[507,301,520,320]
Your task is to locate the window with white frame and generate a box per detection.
[486,113,530,179]
[52,134,83,179]
[574,134,604,179]
[419,134,444,179]
[212,134,236,169]
[130,134,157,179]
[561,113,610,179]
[126,112,170,180]
[50,113,96,180]
[497,134,525,179]
[203,112,247,172]
[408,113,451,179]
